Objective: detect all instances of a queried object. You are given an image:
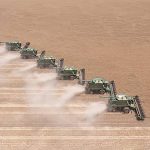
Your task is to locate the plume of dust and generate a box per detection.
[0,44,7,54]
[0,45,19,85]
[0,52,19,67]
[24,72,85,129]
[57,85,85,107]
[24,72,57,106]
[24,71,84,107]
[23,72,86,145]
[85,102,106,123]
[11,63,37,76]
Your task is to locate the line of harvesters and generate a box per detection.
[0,41,145,121]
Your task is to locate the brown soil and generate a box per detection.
[0,0,150,149]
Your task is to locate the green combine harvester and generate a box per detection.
[0,41,21,51]
[20,47,37,59]
[37,51,57,68]
[85,78,110,94]
[17,42,38,59]
[77,70,110,94]
[56,58,85,81]
[57,66,78,80]
[107,80,145,121]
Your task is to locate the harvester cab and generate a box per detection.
[56,58,85,81]
[20,47,37,59]
[0,41,21,51]
[37,51,57,68]
[107,80,145,121]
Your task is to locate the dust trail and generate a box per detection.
[0,52,19,67]
[0,45,7,54]
[24,72,57,106]
[85,102,106,123]
[11,63,37,76]
[0,45,19,85]
[18,64,36,72]
[24,71,84,107]
[57,85,85,107]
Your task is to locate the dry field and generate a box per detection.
[0,0,150,149]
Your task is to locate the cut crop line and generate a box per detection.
[0,127,149,130]
[0,88,65,91]
[0,136,150,140]
[0,93,63,95]
[0,112,120,115]
[0,105,88,107]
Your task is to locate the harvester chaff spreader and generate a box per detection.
[37,51,57,68]
[0,41,21,51]
[107,80,145,121]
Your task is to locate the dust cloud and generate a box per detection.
[85,102,106,123]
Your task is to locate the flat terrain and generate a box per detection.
[0,0,150,149]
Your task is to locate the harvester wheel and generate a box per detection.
[99,90,105,94]
[107,107,112,112]
[70,76,75,80]
[60,76,64,80]
[112,107,116,112]
[85,88,90,94]
[123,107,130,114]
[90,90,94,94]
[38,64,43,69]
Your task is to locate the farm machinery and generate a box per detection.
[0,41,21,51]
[56,58,85,82]
[84,78,110,94]
[20,47,37,59]
[37,51,57,68]
[76,69,110,94]
[107,80,145,121]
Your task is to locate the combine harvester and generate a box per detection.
[0,41,31,51]
[0,41,21,51]
[84,78,110,94]
[77,69,110,94]
[107,80,145,121]
[37,51,57,68]
[56,58,85,81]
[20,46,37,59]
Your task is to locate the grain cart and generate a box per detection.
[56,58,85,80]
[20,48,37,59]
[107,80,145,121]
[0,41,21,51]
[37,51,57,68]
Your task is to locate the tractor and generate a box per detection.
[56,58,85,81]
[0,41,21,51]
[20,47,37,59]
[107,80,145,121]
[37,51,57,68]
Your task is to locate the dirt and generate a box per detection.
[0,0,150,149]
